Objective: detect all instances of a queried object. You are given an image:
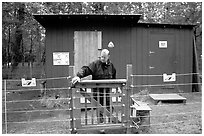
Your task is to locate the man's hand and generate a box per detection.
[71,76,80,84]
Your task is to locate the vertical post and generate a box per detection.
[69,66,81,133]
[68,66,74,133]
[29,62,32,78]
[91,89,94,124]
[121,85,125,124]
[193,36,201,92]
[97,89,100,124]
[103,88,106,123]
[4,80,7,134]
[85,88,88,125]
[115,88,119,124]
[126,64,132,134]
[110,89,113,123]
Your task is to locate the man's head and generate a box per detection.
[100,49,110,63]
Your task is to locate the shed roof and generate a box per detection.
[34,14,142,27]
[33,14,195,29]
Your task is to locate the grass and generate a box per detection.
[2,88,202,134]
[1,64,202,134]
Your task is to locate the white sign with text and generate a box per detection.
[53,52,69,65]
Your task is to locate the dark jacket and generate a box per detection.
[76,59,116,80]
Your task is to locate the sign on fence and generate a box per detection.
[163,73,176,82]
[21,78,36,87]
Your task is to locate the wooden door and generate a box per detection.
[148,32,177,93]
[74,31,102,78]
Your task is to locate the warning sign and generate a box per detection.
[108,41,114,48]
[163,73,176,82]
[22,78,36,87]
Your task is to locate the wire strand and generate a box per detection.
[5,87,70,92]
[131,73,201,77]
[2,76,72,82]
[4,104,124,114]
[131,82,202,88]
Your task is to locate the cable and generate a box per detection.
[5,87,70,92]
[3,119,71,124]
[130,111,201,118]
[3,76,72,82]
[5,97,71,103]
[4,104,124,114]
[131,82,202,88]
[131,73,201,77]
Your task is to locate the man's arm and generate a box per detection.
[72,61,95,84]
[72,66,92,84]
[76,66,93,78]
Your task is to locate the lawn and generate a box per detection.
[2,64,202,134]
[2,88,202,134]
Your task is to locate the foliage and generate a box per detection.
[2,2,202,71]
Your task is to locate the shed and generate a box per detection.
[34,14,199,93]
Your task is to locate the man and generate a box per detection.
[72,49,116,126]
[72,49,116,82]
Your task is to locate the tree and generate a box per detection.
[9,3,25,71]
[2,2,202,72]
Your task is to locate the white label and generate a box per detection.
[159,41,167,48]
[80,97,91,103]
[163,73,176,82]
[22,78,36,87]
[53,52,69,65]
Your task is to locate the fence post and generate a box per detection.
[193,36,201,92]
[126,64,132,134]
[68,66,81,133]
[4,79,7,134]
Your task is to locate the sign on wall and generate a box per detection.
[53,52,69,65]
[108,41,114,48]
[159,41,167,48]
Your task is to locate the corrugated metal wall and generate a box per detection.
[45,23,193,93]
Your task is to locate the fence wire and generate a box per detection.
[2,72,202,134]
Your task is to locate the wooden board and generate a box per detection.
[74,31,101,75]
[149,93,186,104]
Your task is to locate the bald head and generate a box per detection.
[101,49,109,55]
[100,49,110,63]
